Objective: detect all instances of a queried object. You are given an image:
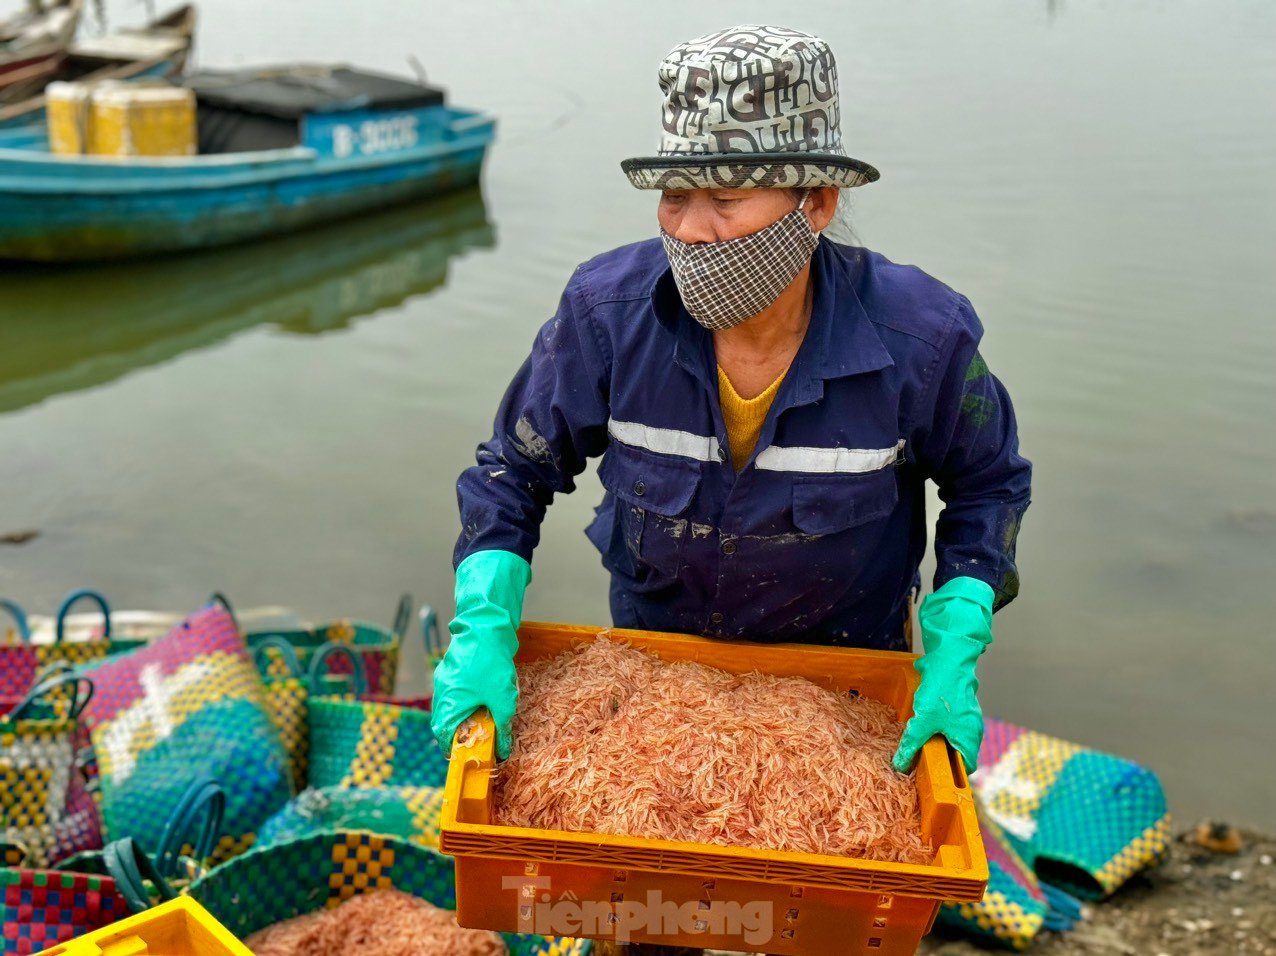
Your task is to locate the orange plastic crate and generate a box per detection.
[440,622,988,955]
[35,896,252,955]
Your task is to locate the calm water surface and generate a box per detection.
[2,1,1274,827]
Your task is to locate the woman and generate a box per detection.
[431,24,1031,778]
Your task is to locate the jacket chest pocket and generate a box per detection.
[599,443,702,590]
[791,468,900,535]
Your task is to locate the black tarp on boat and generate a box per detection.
[184,65,447,154]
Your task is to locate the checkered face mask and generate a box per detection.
[661,194,819,331]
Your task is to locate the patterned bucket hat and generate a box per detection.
[622,24,880,191]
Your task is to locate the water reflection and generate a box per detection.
[0,188,495,414]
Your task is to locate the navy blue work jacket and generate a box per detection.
[455,238,1031,650]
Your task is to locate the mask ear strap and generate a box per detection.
[796,189,821,235]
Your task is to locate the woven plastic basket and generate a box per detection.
[3,837,176,955]
[253,637,336,793]
[258,786,445,851]
[307,697,447,790]
[0,671,100,868]
[187,830,591,956]
[304,643,446,790]
[77,604,292,863]
[26,593,306,658]
[974,719,1171,901]
[0,594,109,701]
[247,595,413,696]
[1,868,125,955]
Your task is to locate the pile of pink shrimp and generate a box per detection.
[244,889,506,955]
[493,638,932,865]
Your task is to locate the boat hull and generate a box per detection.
[0,119,492,261]
[0,50,67,102]
[0,49,64,77]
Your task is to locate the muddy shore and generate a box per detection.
[922,827,1276,955]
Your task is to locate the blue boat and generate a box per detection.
[0,65,496,261]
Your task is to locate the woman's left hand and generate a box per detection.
[892,577,995,774]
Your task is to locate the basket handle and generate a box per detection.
[55,588,111,643]
[208,591,239,630]
[253,635,304,678]
[419,604,445,660]
[103,837,177,914]
[155,776,225,878]
[37,659,77,678]
[11,670,95,720]
[307,641,369,695]
[0,599,31,642]
[392,592,413,639]
[32,659,78,693]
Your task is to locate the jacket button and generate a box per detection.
[633,480,646,496]
[721,540,736,555]
[716,446,727,463]
[709,612,723,625]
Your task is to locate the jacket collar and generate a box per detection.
[651,239,895,401]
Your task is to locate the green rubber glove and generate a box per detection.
[892,576,995,775]
[431,549,531,759]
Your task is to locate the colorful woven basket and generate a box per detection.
[99,592,237,658]
[50,777,226,901]
[26,593,311,659]
[307,695,447,790]
[186,830,591,956]
[935,807,1082,950]
[0,594,109,702]
[1,835,173,955]
[973,718,1171,902]
[258,786,446,851]
[21,590,186,659]
[247,594,413,696]
[0,672,101,868]
[77,603,292,864]
[254,638,315,793]
[0,867,125,955]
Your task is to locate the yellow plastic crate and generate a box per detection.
[440,622,989,956]
[34,897,252,956]
[88,83,196,158]
[45,81,93,156]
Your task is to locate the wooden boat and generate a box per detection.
[0,0,83,104]
[0,3,196,126]
[0,64,496,261]
[0,187,493,412]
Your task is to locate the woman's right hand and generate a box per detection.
[430,550,532,759]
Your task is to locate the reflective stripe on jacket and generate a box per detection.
[454,238,1031,649]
